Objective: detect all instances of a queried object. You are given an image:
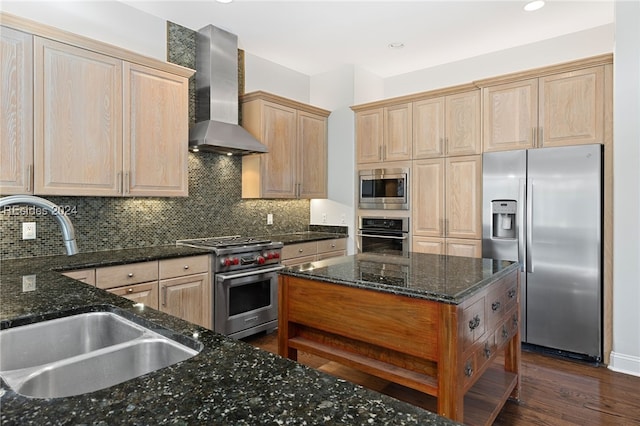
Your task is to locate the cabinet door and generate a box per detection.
[483,79,538,152]
[539,66,604,147]
[412,236,445,255]
[413,97,445,159]
[34,37,122,196]
[160,273,210,329]
[446,238,482,258]
[446,155,482,239]
[108,281,159,310]
[384,103,412,161]
[124,63,188,197]
[1,27,33,194]
[445,90,481,156]
[261,101,298,197]
[355,108,383,164]
[298,110,327,198]
[412,159,445,237]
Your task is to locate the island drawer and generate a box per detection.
[96,261,158,289]
[461,296,487,352]
[160,255,209,279]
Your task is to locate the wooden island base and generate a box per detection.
[278,269,521,426]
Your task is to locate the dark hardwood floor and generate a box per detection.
[243,331,640,425]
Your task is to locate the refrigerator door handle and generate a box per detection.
[526,180,534,273]
[518,178,526,273]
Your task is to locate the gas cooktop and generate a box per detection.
[176,235,273,249]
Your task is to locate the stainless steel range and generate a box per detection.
[177,236,283,339]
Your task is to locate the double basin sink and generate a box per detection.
[0,310,201,398]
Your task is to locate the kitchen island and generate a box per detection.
[0,247,460,425]
[278,253,521,426]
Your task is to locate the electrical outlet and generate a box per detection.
[322,213,327,223]
[22,222,36,240]
[267,213,273,225]
[22,275,36,292]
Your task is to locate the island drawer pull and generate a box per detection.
[464,360,474,377]
[468,315,481,331]
[492,301,501,311]
[508,288,516,299]
[484,343,492,359]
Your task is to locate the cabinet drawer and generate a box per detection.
[316,251,345,261]
[282,255,317,267]
[108,281,159,310]
[503,279,518,311]
[159,255,209,280]
[486,285,506,329]
[495,309,519,348]
[461,296,486,352]
[317,238,346,254]
[282,242,317,260]
[96,261,158,289]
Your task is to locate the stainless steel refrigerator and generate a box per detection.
[482,144,602,361]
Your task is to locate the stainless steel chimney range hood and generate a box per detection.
[189,25,268,155]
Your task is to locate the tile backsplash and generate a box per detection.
[0,22,311,260]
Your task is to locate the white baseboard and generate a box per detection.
[608,351,640,377]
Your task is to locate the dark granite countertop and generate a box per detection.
[0,247,460,425]
[267,231,347,245]
[279,252,519,304]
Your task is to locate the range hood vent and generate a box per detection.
[189,25,267,155]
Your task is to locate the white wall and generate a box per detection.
[1,1,166,60]
[384,24,615,99]
[610,0,640,377]
[309,65,357,254]
[244,53,310,103]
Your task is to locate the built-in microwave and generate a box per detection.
[358,168,408,210]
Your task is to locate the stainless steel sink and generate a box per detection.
[0,311,201,398]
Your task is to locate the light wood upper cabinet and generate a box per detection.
[483,66,606,151]
[539,66,604,148]
[355,104,412,164]
[298,110,328,198]
[483,79,538,152]
[384,103,413,161]
[445,90,481,156]
[3,14,193,197]
[124,63,189,196]
[446,155,482,239]
[413,97,445,159]
[412,90,481,159]
[242,91,329,199]
[355,108,384,164]
[34,37,123,196]
[1,26,33,195]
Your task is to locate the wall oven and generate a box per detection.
[357,216,409,256]
[359,168,409,210]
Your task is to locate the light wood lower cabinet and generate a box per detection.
[159,255,210,329]
[282,238,347,266]
[67,255,211,328]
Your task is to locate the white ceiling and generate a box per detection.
[122,0,614,78]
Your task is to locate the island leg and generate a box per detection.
[437,303,465,422]
[278,276,298,361]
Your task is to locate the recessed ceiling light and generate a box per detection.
[524,0,545,12]
[216,0,233,3]
[388,42,405,50]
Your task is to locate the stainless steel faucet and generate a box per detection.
[0,195,78,255]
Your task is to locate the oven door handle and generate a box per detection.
[356,233,408,240]
[216,265,285,281]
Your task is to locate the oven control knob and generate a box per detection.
[273,252,280,259]
[257,256,266,265]
[265,251,274,260]
[232,257,240,265]
[221,258,232,267]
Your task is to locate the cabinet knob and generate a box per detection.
[468,315,481,331]
[183,265,189,270]
[128,288,134,293]
[491,301,501,311]
[128,273,134,278]
[298,249,304,253]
